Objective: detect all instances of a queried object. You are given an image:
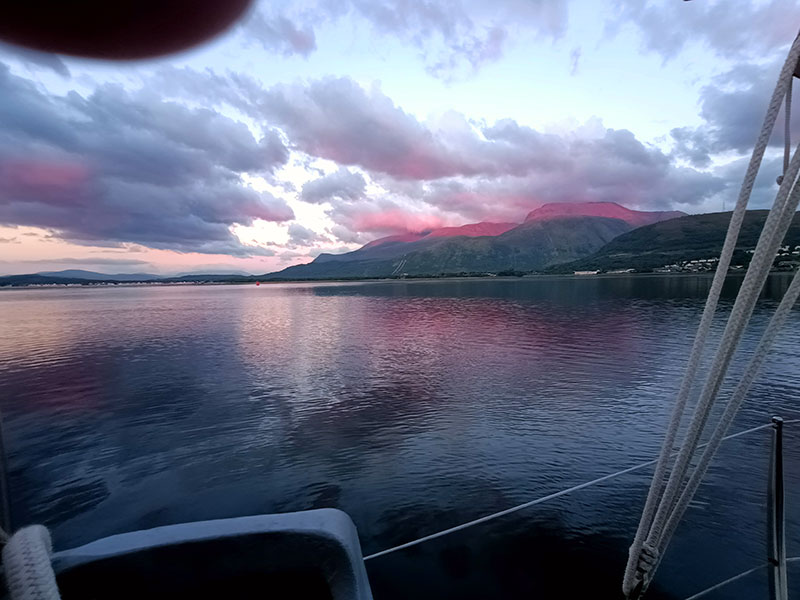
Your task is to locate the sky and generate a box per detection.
[1,0,800,276]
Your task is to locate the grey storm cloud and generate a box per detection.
[0,64,293,255]
[419,131,727,223]
[300,167,366,203]
[671,56,800,171]
[607,0,800,61]
[287,222,329,247]
[711,153,787,210]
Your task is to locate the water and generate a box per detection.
[0,275,799,599]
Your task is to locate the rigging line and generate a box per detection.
[682,564,767,600]
[363,421,777,562]
[622,31,800,598]
[657,267,800,555]
[683,557,800,600]
[646,146,800,555]
[786,78,793,180]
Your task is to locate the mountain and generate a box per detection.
[38,270,161,281]
[549,210,800,273]
[266,202,684,280]
[360,221,518,250]
[523,202,684,228]
[424,221,519,238]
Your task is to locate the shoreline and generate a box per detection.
[1,269,792,291]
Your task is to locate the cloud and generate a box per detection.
[670,55,800,172]
[711,153,786,210]
[242,0,569,78]
[0,43,70,77]
[0,64,293,256]
[258,77,466,179]
[287,223,329,246]
[155,68,726,241]
[328,224,369,245]
[246,75,725,237]
[418,129,726,223]
[348,208,448,236]
[245,13,317,56]
[257,77,577,181]
[607,0,800,61]
[16,257,151,266]
[569,46,581,76]
[300,167,366,203]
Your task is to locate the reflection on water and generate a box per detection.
[1,275,799,599]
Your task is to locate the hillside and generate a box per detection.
[266,202,686,280]
[549,210,800,273]
[38,270,161,281]
[361,221,517,249]
[0,272,256,287]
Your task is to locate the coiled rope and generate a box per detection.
[2,526,60,600]
[622,30,800,599]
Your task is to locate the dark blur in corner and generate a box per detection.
[0,0,253,59]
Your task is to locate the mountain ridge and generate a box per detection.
[548,210,800,273]
[268,202,684,280]
[523,202,685,227]
[38,269,161,281]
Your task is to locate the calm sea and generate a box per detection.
[0,275,798,599]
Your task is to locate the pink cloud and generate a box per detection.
[1,158,90,192]
[351,209,450,236]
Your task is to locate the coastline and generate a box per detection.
[1,269,790,291]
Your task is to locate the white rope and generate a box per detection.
[622,30,800,598]
[363,421,779,561]
[2,526,61,600]
[779,78,793,184]
[646,138,800,557]
[658,266,800,551]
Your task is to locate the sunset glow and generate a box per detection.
[1,0,797,275]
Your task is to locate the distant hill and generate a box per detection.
[0,274,101,286]
[160,273,256,283]
[0,271,255,287]
[266,202,684,280]
[38,270,161,281]
[176,270,252,277]
[548,210,800,273]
